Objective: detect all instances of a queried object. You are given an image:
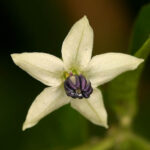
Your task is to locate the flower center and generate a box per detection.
[64,74,93,99]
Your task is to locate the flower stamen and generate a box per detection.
[64,74,93,99]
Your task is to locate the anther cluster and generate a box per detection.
[64,75,93,99]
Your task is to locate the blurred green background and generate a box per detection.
[1,0,150,150]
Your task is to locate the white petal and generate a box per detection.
[23,86,70,130]
[62,16,93,70]
[71,88,108,128]
[85,53,144,87]
[11,52,64,86]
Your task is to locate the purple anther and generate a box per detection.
[66,77,76,90]
[79,75,87,90]
[83,82,91,92]
[64,74,93,99]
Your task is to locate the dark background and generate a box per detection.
[0,0,150,150]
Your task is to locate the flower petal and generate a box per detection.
[62,16,93,70]
[22,86,70,131]
[71,88,108,128]
[11,52,64,86]
[85,53,144,87]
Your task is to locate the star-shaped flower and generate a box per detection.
[11,16,143,131]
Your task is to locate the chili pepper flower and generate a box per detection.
[11,16,144,131]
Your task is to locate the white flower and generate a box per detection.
[11,16,144,131]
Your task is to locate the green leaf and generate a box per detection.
[135,38,150,58]
[106,4,150,126]
[106,3,150,127]
[107,38,150,127]
[129,4,150,54]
